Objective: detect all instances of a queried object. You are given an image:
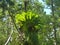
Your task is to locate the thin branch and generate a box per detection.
[8,7,20,33]
[5,27,13,45]
[4,7,20,45]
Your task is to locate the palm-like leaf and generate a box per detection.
[15,11,41,32]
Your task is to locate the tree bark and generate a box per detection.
[51,0,57,45]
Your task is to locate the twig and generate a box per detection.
[5,28,13,45]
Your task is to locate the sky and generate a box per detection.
[39,0,51,14]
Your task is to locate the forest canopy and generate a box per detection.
[0,0,60,45]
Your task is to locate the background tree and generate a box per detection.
[0,0,60,45]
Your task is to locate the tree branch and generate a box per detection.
[5,28,13,45]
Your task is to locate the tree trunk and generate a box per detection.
[51,0,57,45]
